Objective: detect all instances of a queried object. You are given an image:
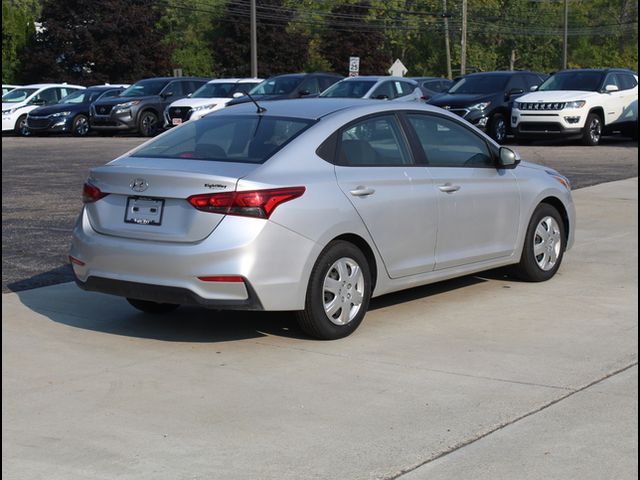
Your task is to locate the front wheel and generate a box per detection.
[296,241,372,340]
[127,298,179,314]
[512,203,566,282]
[15,114,31,136]
[72,114,90,136]
[582,113,602,146]
[138,111,159,137]
[488,113,507,144]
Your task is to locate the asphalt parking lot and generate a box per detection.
[1,134,638,293]
[2,177,637,479]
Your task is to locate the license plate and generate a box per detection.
[172,118,182,125]
[124,197,164,226]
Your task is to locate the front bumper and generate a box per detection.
[442,107,490,130]
[2,115,18,132]
[70,208,321,311]
[26,115,73,133]
[90,108,137,131]
[511,109,586,138]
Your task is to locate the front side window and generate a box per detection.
[407,114,493,167]
[2,88,37,103]
[615,74,637,91]
[131,115,313,164]
[320,80,377,98]
[33,88,60,105]
[300,77,320,94]
[371,82,395,100]
[507,75,526,91]
[338,115,413,166]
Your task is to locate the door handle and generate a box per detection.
[350,186,375,197]
[438,183,461,193]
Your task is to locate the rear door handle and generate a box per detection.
[438,183,461,193]
[350,186,375,197]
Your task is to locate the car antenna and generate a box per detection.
[243,91,267,114]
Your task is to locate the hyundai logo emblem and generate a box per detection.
[130,178,148,192]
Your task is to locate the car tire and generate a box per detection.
[296,241,372,340]
[512,203,566,282]
[631,121,638,141]
[138,110,159,137]
[581,112,602,146]
[488,113,507,144]
[14,114,31,136]
[127,298,179,314]
[71,114,90,137]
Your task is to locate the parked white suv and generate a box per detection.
[2,83,85,136]
[512,68,638,145]
[164,78,262,127]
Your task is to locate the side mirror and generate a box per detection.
[604,84,619,93]
[507,88,524,98]
[161,91,174,99]
[232,92,245,98]
[498,147,520,169]
[373,94,389,100]
[530,85,539,92]
[30,99,46,106]
[298,90,311,97]
[187,93,192,98]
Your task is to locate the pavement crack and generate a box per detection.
[383,361,638,480]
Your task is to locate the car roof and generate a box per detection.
[219,98,439,120]
[19,83,85,89]
[410,76,450,81]
[464,71,540,77]
[206,78,264,84]
[340,76,417,83]
[135,77,210,82]
[554,68,637,75]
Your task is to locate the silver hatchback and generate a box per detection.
[70,99,575,339]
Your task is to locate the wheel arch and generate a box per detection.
[588,106,605,124]
[329,233,379,292]
[539,196,570,244]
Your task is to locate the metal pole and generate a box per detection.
[251,0,258,77]
[443,0,452,79]
[562,0,568,69]
[460,0,467,75]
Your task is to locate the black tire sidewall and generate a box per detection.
[15,115,30,136]
[518,204,566,282]
[489,113,507,143]
[138,111,158,137]
[301,241,372,339]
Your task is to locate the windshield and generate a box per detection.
[59,90,105,104]
[320,80,377,98]
[192,83,242,99]
[2,88,38,103]
[249,77,301,96]
[131,115,314,163]
[538,71,604,92]
[120,80,169,97]
[448,75,509,94]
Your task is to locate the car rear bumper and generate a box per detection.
[70,208,321,311]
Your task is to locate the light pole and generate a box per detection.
[251,0,258,77]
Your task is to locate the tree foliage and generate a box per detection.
[2,0,39,83]
[19,0,173,84]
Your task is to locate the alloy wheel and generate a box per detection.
[322,257,365,326]
[533,216,562,271]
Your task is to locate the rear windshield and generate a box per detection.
[538,71,605,92]
[131,115,314,163]
[120,79,169,97]
[250,77,302,95]
[320,80,377,98]
[448,75,509,94]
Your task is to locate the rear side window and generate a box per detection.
[371,82,395,100]
[338,115,413,166]
[320,76,340,91]
[406,114,493,167]
[131,115,314,164]
[397,82,417,96]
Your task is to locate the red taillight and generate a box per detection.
[188,187,305,219]
[82,182,108,203]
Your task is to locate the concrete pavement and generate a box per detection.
[2,178,637,480]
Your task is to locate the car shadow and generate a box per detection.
[10,268,515,344]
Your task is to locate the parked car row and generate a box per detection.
[3,67,637,145]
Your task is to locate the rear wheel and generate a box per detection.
[512,203,566,282]
[581,113,602,146]
[72,114,90,136]
[14,114,30,136]
[488,113,507,143]
[127,298,179,314]
[296,241,371,340]
[138,110,159,137]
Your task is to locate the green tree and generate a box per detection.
[2,0,39,83]
[20,0,174,84]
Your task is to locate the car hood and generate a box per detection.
[28,103,86,116]
[169,97,233,108]
[93,95,155,107]
[428,93,494,108]
[518,90,598,103]
[3,101,28,110]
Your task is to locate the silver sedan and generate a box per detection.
[70,99,575,339]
